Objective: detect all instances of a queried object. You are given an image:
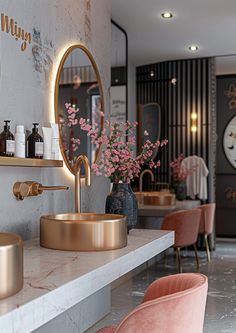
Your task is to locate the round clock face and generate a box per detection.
[223,115,236,169]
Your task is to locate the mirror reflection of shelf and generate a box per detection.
[0,157,63,167]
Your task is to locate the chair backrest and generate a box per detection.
[114,273,208,333]
[199,203,216,235]
[161,208,201,247]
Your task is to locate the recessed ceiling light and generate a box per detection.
[161,12,173,19]
[150,71,155,77]
[188,45,199,52]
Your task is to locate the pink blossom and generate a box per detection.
[77,115,167,183]
[170,154,198,182]
[65,103,71,109]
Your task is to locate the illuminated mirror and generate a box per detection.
[54,45,104,174]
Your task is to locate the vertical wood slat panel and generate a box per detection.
[136,57,213,190]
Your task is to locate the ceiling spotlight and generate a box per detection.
[188,45,198,52]
[150,71,155,77]
[171,78,177,85]
[161,12,173,19]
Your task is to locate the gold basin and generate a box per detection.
[40,213,127,251]
[135,191,176,206]
[135,192,144,204]
[0,233,23,299]
[143,193,176,206]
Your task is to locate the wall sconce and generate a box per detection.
[191,112,197,132]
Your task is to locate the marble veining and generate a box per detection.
[0,229,174,333]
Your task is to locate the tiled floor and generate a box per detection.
[86,239,236,333]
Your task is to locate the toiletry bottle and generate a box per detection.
[0,120,15,157]
[15,125,25,158]
[42,127,52,160]
[51,123,60,160]
[27,123,43,159]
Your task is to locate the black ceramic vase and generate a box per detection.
[175,181,187,201]
[105,183,138,232]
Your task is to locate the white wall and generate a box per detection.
[0,0,111,240]
[216,55,236,75]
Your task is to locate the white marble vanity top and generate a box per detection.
[0,229,174,333]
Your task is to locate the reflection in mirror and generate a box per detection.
[55,45,104,174]
[138,103,161,159]
[111,20,128,123]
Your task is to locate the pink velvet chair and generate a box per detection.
[161,209,202,273]
[96,273,208,333]
[198,203,216,262]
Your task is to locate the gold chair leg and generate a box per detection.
[205,233,211,262]
[193,243,200,270]
[176,247,182,273]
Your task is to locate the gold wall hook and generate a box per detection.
[13,181,69,200]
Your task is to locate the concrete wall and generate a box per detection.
[0,0,111,240]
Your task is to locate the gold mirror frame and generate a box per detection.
[54,44,104,175]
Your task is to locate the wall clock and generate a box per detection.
[223,114,236,169]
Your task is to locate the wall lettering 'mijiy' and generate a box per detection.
[1,13,31,51]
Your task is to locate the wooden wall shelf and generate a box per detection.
[0,157,63,167]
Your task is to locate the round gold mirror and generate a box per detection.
[54,45,104,174]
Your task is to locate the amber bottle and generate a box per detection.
[27,123,43,159]
[0,120,15,157]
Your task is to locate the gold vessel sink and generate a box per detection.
[0,233,23,299]
[40,213,127,251]
[135,191,176,206]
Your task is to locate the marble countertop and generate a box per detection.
[0,229,174,333]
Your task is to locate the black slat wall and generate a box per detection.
[136,57,216,201]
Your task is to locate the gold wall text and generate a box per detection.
[1,13,31,51]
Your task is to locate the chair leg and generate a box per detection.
[176,247,182,273]
[193,243,200,270]
[205,233,211,262]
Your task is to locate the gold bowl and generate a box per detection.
[143,193,176,206]
[40,213,127,251]
[135,191,176,206]
[0,233,23,299]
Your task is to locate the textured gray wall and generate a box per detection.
[0,0,111,240]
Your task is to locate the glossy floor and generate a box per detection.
[86,239,236,333]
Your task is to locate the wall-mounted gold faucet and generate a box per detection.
[75,155,91,213]
[13,181,69,200]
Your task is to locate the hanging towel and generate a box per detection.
[181,155,209,200]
